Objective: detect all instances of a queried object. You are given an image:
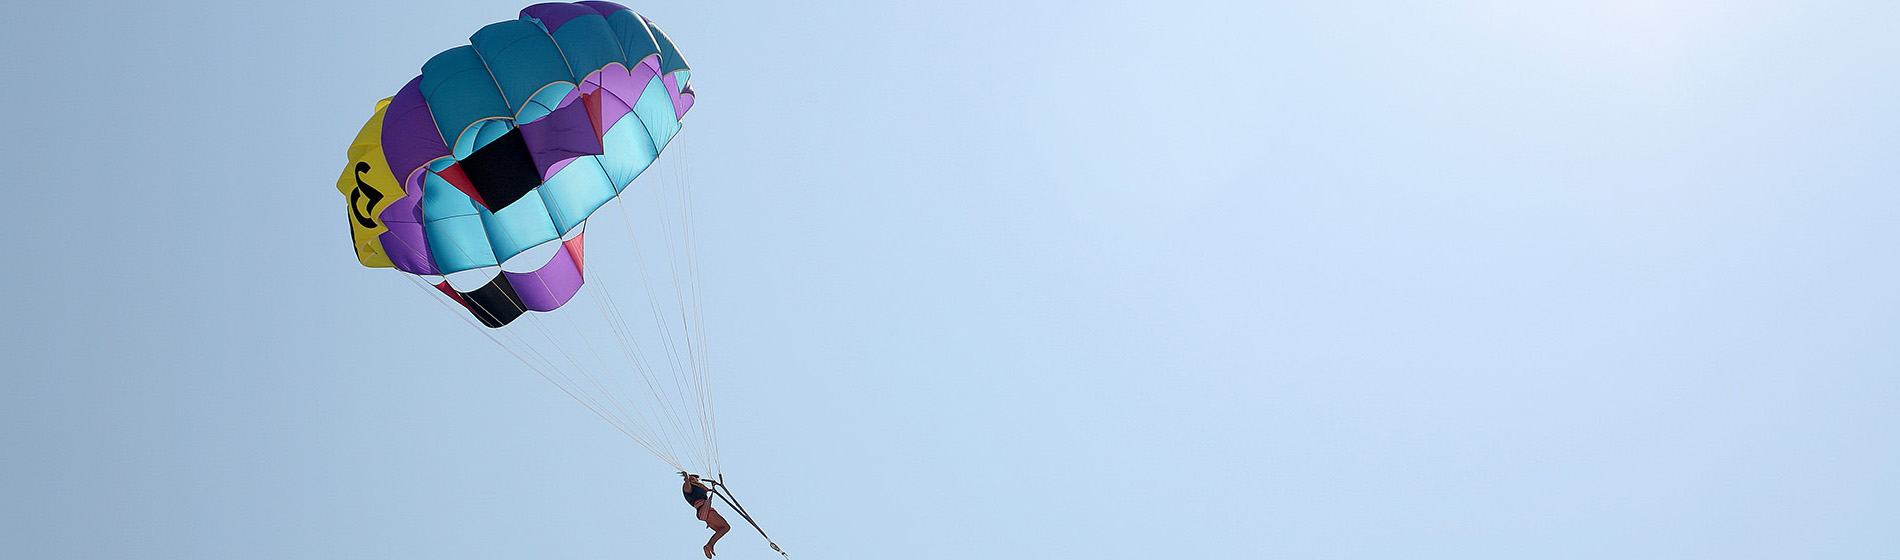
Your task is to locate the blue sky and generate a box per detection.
[3,1,1897,558]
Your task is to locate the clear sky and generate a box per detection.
[3,1,1897,559]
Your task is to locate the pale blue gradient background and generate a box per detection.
[3,1,1897,559]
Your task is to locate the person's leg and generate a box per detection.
[703,508,731,558]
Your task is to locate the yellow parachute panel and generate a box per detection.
[336,98,407,268]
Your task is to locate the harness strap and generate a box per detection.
[706,478,787,558]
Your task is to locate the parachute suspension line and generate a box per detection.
[577,270,702,468]
[402,274,687,473]
[536,230,699,464]
[463,281,688,469]
[543,307,668,451]
[669,138,719,477]
[498,319,683,470]
[402,211,704,471]
[644,136,715,476]
[581,155,718,474]
[613,180,718,474]
[377,129,720,475]
[539,299,694,465]
[595,209,704,472]
[677,135,722,475]
[445,218,694,468]
[523,311,699,468]
[646,152,713,471]
[498,301,689,468]
[586,267,713,472]
[618,188,702,427]
[503,321,647,447]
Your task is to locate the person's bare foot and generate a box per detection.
[703,544,715,558]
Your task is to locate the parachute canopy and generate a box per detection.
[338,1,694,327]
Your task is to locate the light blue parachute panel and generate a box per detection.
[422,160,500,273]
[470,20,577,114]
[420,46,512,148]
[596,111,660,189]
[631,76,681,153]
[479,188,561,261]
[539,157,618,233]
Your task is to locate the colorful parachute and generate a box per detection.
[334,10,783,550]
[338,1,693,327]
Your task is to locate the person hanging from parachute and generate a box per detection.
[679,473,787,558]
[683,473,732,558]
